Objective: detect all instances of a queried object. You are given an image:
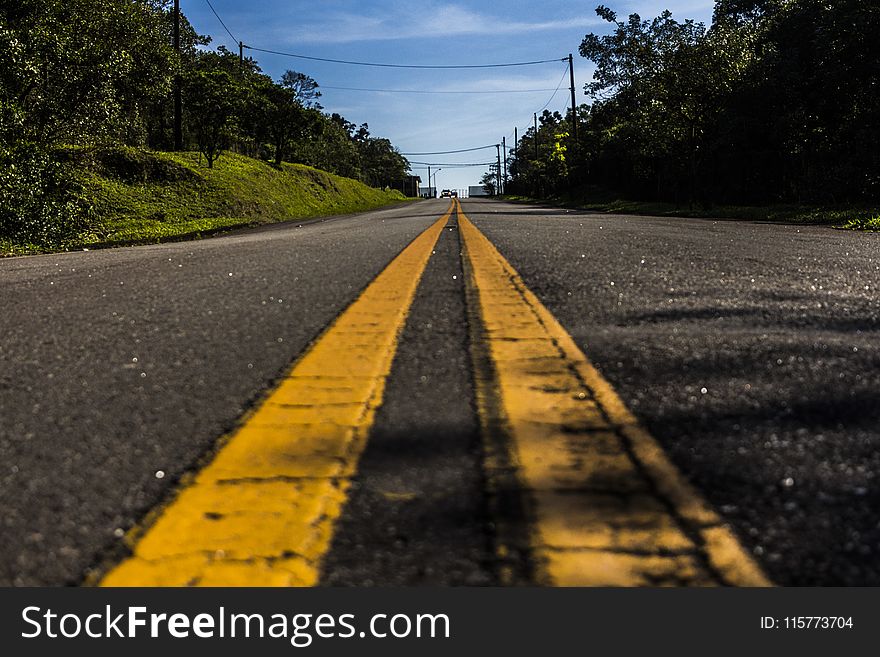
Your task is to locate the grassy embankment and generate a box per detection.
[1,146,412,256]
[503,190,880,230]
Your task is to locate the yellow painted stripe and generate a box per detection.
[457,199,770,587]
[100,206,452,587]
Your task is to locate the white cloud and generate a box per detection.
[271,2,602,44]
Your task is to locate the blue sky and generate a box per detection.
[185,1,716,191]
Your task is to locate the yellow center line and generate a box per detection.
[457,199,770,587]
[99,205,453,587]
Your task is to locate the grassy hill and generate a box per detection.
[1,146,411,256]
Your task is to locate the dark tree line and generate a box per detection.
[1,0,408,241]
[507,0,880,207]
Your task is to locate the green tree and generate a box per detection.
[569,2,880,205]
[480,171,497,196]
[280,70,322,109]
[182,66,241,168]
[288,112,361,180]
[0,0,176,146]
[249,78,313,167]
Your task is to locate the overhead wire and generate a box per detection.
[537,63,571,113]
[402,145,497,156]
[244,46,565,69]
[404,62,570,163]
[408,161,497,167]
[203,0,239,46]
[194,2,573,178]
[321,85,561,95]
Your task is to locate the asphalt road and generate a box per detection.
[0,204,439,586]
[462,198,880,586]
[1,197,878,586]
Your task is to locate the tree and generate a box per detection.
[249,78,311,166]
[0,0,177,146]
[580,6,716,203]
[280,70,322,109]
[567,2,880,205]
[480,171,496,196]
[182,66,240,168]
[288,112,361,180]
[358,137,408,188]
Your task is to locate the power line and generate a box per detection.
[402,145,497,156]
[322,85,561,95]
[538,65,570,113]
[203,0,238,46]
[403,66,568,161]
[409,161,497,167]
[503,64,571,156]
[194,2,567,179]
[245,45,565,70]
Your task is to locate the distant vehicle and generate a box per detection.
[450,190,458,197]
[440,189,452,198]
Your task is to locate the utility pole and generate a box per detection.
[568,53,578,144]
[173,0,182,151]
[496,144,502,196]
[427,165,432,198]
[502,136,507,193]
[513,126,518,189]
[534,112,541,197]
[239,41,244,69]
[568,53,578,193]
[534,112,539,160]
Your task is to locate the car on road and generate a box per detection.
[440,189,452,198]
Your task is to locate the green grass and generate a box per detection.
[2,146,412,256]
[503,192,880,228]
[840,214,880,231]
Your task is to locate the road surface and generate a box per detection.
[1,198,878,586]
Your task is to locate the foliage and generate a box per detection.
[0,142,92,244]
[507,1,880,208]
[280,70,323,109]
[2,146,407,254]
[0,2,409,246]
[0,0,176,145]
[480,171,497,196]
[182,51,245,168]
[841,215,880,232]
[506,110,567,196]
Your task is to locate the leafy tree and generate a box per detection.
[250,80,312,167]
[579,6,717,202]
[507,110,568,196]
[358,137,409,188]
[182,65,241,168]
[288,112,361,179]
[0,141,92,243]
[280,71,322,109]
[557,1,880,206]
[0,0,177,145]
[480,171,497,196]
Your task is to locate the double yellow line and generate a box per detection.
[99,199,768,587]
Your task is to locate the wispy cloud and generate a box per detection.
[271,2,602,44]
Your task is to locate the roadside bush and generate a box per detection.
[0,143,93,244]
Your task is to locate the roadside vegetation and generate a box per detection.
[1,1,412,254]
[1,146,407,255]
[501,1,879,228]
[504,191,880,229]
[840,215,880,232]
